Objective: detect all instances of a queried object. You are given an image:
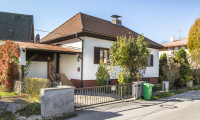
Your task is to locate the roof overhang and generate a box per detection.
[40,31,163,49]
[12,41,81,54]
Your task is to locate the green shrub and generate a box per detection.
[96,63,110,86]
[24,77,50,101]
[159,53,167,76]
[17,103,41,117]
[174,48,192,87]
[159,53,167,83]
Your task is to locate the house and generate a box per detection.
[36,12,163,87]
[159,36,188,57]
[0,11,34,44]
[0,40,80,86]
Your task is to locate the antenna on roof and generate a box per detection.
[177,29,182,40]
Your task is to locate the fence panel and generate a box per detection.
[74,83,134,108]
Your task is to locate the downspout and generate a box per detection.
[76,33,84,88]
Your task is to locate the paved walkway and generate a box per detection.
[69,90,200,120]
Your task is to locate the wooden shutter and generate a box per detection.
[94,47,100,64]
[150,54,153,66]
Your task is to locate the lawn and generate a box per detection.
[0,91,18,97]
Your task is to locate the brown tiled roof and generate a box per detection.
[13,41,81,53]
[41,12,163,49]
[162,37,188,47]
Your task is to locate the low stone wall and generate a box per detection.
[13,80,24,93]
[41,85,75,118]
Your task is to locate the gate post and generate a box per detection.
[121,85,123,100]
[41,85,75,118]
[132,82,136,99]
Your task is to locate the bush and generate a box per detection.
[174,48,192,87]
[96,63,110,86]
[17,103,41,117]
[159,53,167,83]
[24,77,50,101]
[162,56,180,89]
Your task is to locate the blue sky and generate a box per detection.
[0,0,200,44]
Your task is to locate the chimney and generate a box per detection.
[34,34,40,43]
[170,36,174,42]
[111,15,122,25]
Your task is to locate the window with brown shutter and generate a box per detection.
[150,54,153,66]
[147,54,153,67]
[94,47,100,64]
[94,47,110,64]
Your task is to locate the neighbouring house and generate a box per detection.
[159,36,188,57]
[37,12,163,87]
[0,40,81,86]
[0,11,34,44]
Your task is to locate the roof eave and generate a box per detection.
[25,48,81,54]
[41,30,163,49]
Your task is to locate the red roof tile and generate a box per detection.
[13,41,81,53]
[162,37,188,47]
[41,12,163,48]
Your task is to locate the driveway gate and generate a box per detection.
[74,83,135,108]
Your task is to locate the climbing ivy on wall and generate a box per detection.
[0,40,20,91]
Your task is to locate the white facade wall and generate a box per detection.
[59,54,81,80]
[83,36,159,80]
[28,61,48,79]
[59,36,160,80]
[144,48,159,78]
[159,49,190,58]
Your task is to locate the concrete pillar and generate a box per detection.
[41,85,75,118]
[132,81,146,99]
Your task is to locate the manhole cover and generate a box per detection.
[160,104,178,109]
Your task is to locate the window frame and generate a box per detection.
[147,54,153,67]
[94,47,110,64]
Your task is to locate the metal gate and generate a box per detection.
[74,83,134,108]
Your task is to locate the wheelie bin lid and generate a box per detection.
[143,83,154,87]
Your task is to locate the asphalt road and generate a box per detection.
[69,90,200,120]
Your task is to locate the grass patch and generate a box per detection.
[17,103,41,117]
[0,91,18,97]
[152,85,200,100]
[0,111,16,120]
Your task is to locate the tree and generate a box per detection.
[110,35,150,83]
[174,48,192,87]
[187,18,200,58]
[159,53,167,77]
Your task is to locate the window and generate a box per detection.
[175,47,179,50]
[182,46,186,49]
[168,47,172,51]
[147,54,153,67]
[94,47,110,64]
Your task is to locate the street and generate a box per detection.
[70,90,200,120]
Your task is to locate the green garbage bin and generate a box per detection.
[143,83,154,100]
